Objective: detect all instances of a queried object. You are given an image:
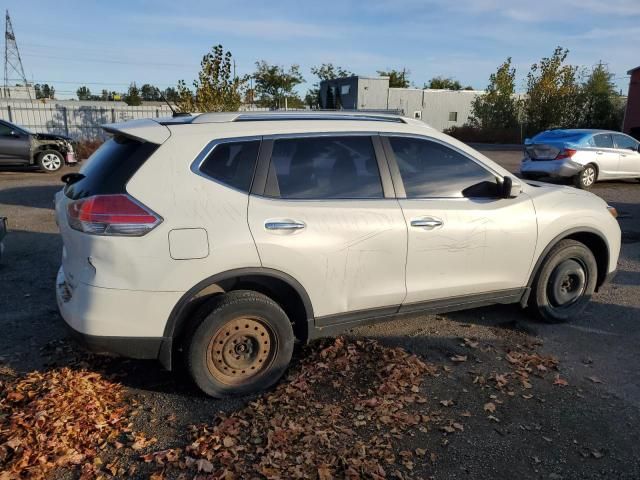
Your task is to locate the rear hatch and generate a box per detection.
[55,134,161,288]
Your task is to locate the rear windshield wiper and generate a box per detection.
[61,172,85,185]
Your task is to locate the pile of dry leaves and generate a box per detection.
[144,337,441,479]
[0,367,131,479]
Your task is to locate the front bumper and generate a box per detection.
[520,159,583,178]
[56,266,177,363]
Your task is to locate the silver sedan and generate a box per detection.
[520,129,640,189]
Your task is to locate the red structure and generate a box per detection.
[623,66,640,140]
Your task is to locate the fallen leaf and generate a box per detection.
[450,355,468,363]
[484,402,496,413]
[587,376,603,384]
[553,375,569,387]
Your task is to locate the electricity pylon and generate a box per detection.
[4,10,31,100]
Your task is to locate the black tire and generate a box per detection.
[187,290,294,398]
[528,239,598,323]
[37,150,64,173]
[572,164,597,189]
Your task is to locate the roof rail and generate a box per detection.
[190,111,406,124]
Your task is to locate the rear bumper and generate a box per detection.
[520,159,583,178]
[56,266,179,365]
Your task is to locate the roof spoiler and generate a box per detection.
[102,118,171,144]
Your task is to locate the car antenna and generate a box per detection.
[155,87,190,117]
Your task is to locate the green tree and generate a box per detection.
[426,76,472,90]
[253,61,304,109]
[306,63,352,108]
[76,86,91,101]
[176,44,246,113]
[524,47,580,132]
[469,57,520,130]
[377,69,410,88]
[163,87,179,102]
[140,83,161,101]
[124,82,142,106]
[35,83,55,99]
[578,63,624,130]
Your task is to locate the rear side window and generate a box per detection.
[198,140,260,192]
[388,136,498,198]
[64,136,158,200]
[265,136,383,199]
[614,134,638,150]
[592,134,613,148]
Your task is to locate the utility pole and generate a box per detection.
[4,10,31,100]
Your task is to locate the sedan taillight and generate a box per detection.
[67,194,161,236]
[555,149,576,160]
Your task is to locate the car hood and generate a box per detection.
[33,132,72,142]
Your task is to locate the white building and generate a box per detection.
[320,76,484,131]
[0,84,36,100]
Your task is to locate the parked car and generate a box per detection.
[0,119,77,173]
[55,112,621,397]
[521,129,640,189]
[0,216,6,262]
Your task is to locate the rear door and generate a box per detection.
[613,133,640,177]
[589,133,620,178]
[248,134,407,322]
[383,135,537,308]
[0,121,30,163]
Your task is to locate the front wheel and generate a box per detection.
[528,239,598,323]
[37,150,64,173]
[187,290,294,397]
[573,164,597,189]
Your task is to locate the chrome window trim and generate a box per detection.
[190,135,262,194]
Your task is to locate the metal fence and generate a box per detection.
[0,102,174,140]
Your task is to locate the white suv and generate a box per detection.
[55,112,621,397]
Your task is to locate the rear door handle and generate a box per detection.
[265,220,306,231]
[596,151,604,155]
[410,217,443,229]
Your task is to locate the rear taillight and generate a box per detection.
[67,194,161,236]
[555,149,576,160]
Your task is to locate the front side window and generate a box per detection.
[614,134,639,151]
[266,136,383,199]
[593,134,613,148]
[199,140,260,192]
[0,123,13,136]
[388,136,498,198]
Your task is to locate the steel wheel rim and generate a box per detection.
[582,167,595,186]
[547,258,587,308]
[206,316,276,385]
[42,153,61,170]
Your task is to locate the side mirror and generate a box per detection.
[501,176,521,199]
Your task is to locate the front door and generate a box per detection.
[383,135,538,307]
[248,134,407,321]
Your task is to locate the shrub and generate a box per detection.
[74,139,104,160]
[443,125,523,144]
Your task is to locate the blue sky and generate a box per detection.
[8,0,640,99]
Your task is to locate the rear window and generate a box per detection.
[64,136,159,200]
[198,140,260,192]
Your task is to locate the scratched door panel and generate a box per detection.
[399,195,537,304]
[248,196,407,317]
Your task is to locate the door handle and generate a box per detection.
[596,151,604,155]
[265,220,306,231]
[411,217,443,229]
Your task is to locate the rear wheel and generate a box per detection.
[37,150,64,173]
[573,164,596,189]
[528,239,597,323]
[187,290,294,397]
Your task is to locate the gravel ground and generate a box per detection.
[0,149,639,479]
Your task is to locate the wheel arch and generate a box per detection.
[527,227,610,294]
[160,267,314,370]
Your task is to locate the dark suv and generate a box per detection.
[0,119,77,173]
